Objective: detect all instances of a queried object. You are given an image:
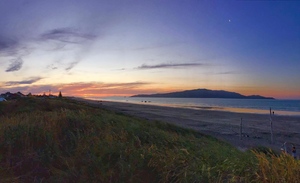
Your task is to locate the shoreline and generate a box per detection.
[193,106,300,117]
[96,97,300,117]
[74,97,300,152]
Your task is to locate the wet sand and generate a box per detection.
[75,98,300,152]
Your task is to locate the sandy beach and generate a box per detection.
[76,98,300,152]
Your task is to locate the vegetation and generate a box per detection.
[58,91,62,98]
[255,151,300,182]
[0,97,297,182]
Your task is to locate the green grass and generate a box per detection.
[0,97,297,182]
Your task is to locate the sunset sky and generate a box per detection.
[0,0,299,99]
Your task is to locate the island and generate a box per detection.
[131,88,274,99]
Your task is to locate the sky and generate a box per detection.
[0,0,299,99]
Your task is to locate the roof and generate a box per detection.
[0,97,6,102]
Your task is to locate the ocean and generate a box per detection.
[89,97,300,116]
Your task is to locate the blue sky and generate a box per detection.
[0,0,299,99]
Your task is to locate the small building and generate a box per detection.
[0,97,6,102]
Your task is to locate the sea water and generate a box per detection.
[90,96,300,116]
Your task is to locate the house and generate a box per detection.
[0,97,6,102]
[2,92,24,100]
[16,92,26,97]
[0,92,26,100]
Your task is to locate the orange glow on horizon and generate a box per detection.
[2,82,299,100]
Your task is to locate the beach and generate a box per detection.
[78,98,300,152]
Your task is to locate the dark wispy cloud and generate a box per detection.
[65,61,80,71]
[0,36,31,58]
[5,58,23,72]
[39,28,98,72]
[0,35,31,74]
[136,63,206,70]
[40,28,96,44]
[4,77,43,86]
[47,64,58,70]
[0,37,19,55]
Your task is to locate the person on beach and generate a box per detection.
[281,142,287,153]
[292,145,296,159]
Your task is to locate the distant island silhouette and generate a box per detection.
[131,89,275,99]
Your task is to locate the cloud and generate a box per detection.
[0,36,31,73]
[0,37,18,55]
[40,28,98,72]
[136,63,206,70]
[0,27,97,73]
[4,77,43,86]
[0,34,32,56]
[101,81,151,89]
[0,81,154,97]
[57,81,152,92]
[0,86,31,94]
[47,64,58,70]
[40,28,96,44]
[57,81,155,96]
[0,37,13,48]
[65,61,80,71]
[5,58,23,72]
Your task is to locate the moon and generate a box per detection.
[228,19,231,22]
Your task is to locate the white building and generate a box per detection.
[0,97,6,102]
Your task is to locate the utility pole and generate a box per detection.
[270,108,274,144]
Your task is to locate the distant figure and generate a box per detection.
[281,142,287,153]
[292,145,296,159]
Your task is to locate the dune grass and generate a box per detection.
[0,97,298,182]
[254,150,300,183]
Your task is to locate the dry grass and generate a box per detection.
[254,150,300,183]
[0,97,295,182]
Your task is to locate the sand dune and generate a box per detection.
[77,98,300,152]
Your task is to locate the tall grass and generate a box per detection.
[0,97,296,182]
[254,150,300,183]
